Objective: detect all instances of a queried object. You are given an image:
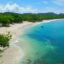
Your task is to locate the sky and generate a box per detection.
[0,0,64,13]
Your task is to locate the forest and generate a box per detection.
[0,12,64,26]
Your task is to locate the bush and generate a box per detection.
[0,32,12,47]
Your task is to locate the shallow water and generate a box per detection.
[19,19,64,64]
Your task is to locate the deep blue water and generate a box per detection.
[19,19,64,64]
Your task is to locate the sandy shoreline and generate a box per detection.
[0,21,34,64]
[0,19,64,64]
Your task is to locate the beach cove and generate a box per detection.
[0,19,51,64]
[0,19,64,64]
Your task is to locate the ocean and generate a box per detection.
[19,19,64,64]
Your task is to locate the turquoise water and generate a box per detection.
[19,19,64,64]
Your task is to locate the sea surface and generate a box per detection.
[19,19,64,64]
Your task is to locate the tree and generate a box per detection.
[0,15,11,26]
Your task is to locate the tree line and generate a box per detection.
[0,12,64,26]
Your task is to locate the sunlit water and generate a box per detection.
[19,19,64,64]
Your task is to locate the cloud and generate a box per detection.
[0,3,39,13]
[0,3,63,14]
[53,0,64,6]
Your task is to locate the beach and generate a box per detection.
[0,21,34,64]
[0,19,63,64]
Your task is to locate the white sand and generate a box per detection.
[0,21,34,64]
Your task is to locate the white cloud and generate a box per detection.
[0,3,63,14]
[0,3,39,13]
[53,0,64,6]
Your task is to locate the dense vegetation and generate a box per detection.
[0,12,64,26]
[0,32,12,48]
